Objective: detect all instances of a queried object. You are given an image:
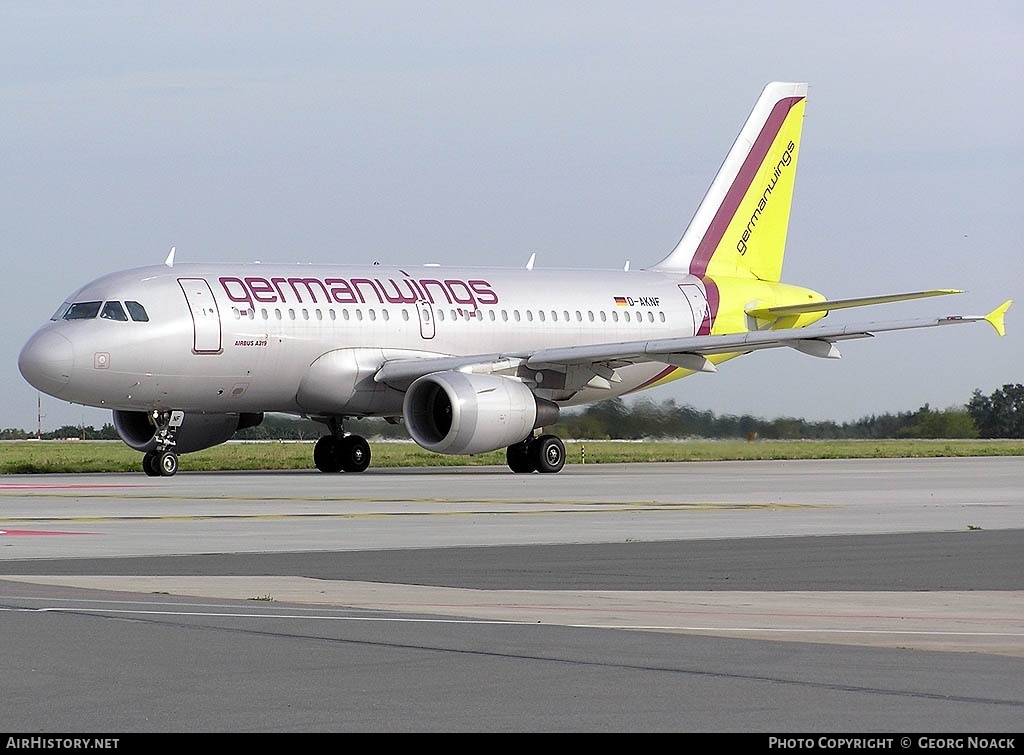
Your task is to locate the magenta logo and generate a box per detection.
[219,271,499,311]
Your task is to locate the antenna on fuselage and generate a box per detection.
[526,253,536,271]
[624,260,630,271]
[164,246,176,267]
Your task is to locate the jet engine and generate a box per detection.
[403,371,559,455]
[112,410,264,454]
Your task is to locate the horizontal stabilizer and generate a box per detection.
[745,289,963,320]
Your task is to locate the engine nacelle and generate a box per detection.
[403,372,559,455]
[112,410,264,454]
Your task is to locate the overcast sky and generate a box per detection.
[2,1,1021,433]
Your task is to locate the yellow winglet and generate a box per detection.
[984,300,1012,337]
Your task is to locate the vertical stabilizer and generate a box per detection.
[650,82,807,283]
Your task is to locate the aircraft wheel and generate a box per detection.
[142,451,161,477]
[532,434,565,474]
[313,436,343,473]
[506,440,536,473]
[156,451,179,477]
[339,435,371,473]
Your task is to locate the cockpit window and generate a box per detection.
[125,301,149,322]
[100,301,129,321]
[50,302,71,321]
[63,301,102,320]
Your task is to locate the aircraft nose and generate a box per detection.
[18,330,74,397]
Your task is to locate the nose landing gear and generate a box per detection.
[143,449,179,477]
[141,410,183,477]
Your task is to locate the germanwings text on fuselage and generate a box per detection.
[219,271,499,310]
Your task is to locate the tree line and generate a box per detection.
[4,384,1023,442]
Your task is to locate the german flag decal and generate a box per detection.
[614,296,628,306]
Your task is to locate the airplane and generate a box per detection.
[18,81,1011,477]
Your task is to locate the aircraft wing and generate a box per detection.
[374,301,1011,390]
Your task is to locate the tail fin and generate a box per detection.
[650,81,808,283]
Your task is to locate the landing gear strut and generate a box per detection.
[314,418,371,473]
[142,410,183,477]
[506,433,565,474]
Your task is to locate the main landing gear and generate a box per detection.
[314,418,370,473]
[313,434,371,473]
[506,434,565,474]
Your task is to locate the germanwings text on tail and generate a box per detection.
[18,82,1011,476]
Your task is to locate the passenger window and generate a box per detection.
[64,301,102,320]
[125,301,149,322]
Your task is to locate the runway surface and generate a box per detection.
[0,456,1021,732]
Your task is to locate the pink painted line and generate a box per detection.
[0,484,138,490]
[0,529,99,537]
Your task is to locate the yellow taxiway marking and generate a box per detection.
[0,501,816,525]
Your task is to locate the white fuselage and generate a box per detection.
[21,262,709,417]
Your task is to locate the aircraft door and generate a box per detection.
[416,300,435,340]
[178,278,223,353]
[678,284,709,336]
